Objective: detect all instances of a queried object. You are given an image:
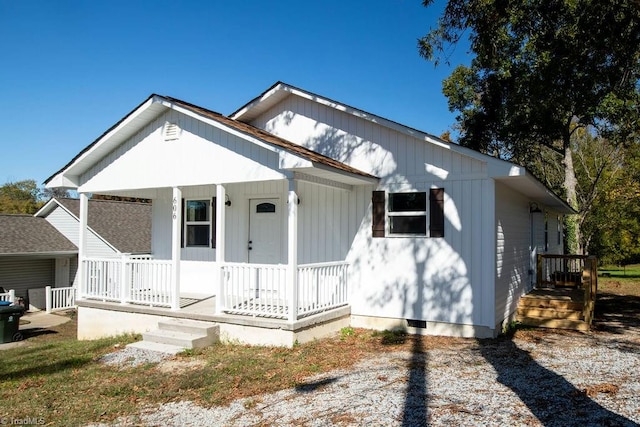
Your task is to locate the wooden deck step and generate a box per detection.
[517,307,583,320]
[516,316,590,332]
[519,298,583,311]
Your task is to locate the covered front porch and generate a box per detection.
[79,255,349,321]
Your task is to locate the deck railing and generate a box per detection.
[46,286,76,312]
[537,254,598,325]
[537,254,590,288]
[82,256,174,307]
[220,261,349,320]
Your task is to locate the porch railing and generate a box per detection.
[45,286,76,312]
[297,261,349,317]
[82,256,174,307]
[220,263,289,317]
[220,261,349,320]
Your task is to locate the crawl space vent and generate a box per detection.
[163,122,181,141]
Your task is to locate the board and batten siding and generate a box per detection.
[152,180,367,265]
[79,109,286,194]
[494,182,532,327]
[0,257,54,298]
[250,95,487,184]
[44,204,118,258]
[249,94,495,331]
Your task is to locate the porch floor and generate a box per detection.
[77,294,351,332]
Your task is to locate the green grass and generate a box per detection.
[599,263,640,279]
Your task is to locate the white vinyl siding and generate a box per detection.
[0,257,54,300]
[79,109,286,194]
[494,182,531,326]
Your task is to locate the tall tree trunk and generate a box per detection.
[563,133,582,254]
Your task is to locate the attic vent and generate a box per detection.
[163,122,181,141]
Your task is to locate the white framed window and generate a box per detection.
[372,189,444,238]
[184,199,211,247]
[388,192,427,235]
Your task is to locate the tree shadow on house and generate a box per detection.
[478,333,636,426]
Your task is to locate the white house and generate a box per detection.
[45,82,572,345]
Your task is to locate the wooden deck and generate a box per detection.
[517,255,598,332]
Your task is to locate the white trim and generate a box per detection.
[171,187,182,310]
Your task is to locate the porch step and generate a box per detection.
[130,319,220,353]
[516,316,590,332]
[518,295,583,311]
[517,307,583,320]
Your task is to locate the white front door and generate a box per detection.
[248,198,282,264]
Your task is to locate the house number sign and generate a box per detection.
[172,197,178,220]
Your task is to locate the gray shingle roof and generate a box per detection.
[0,215,77,255]
[57,198,152,254]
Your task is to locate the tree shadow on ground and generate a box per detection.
[478,334,636,427]
[593,292,640,336]
[401,335,427,427]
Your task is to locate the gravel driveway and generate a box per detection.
[96,293,640,426]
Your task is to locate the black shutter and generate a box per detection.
[211,197,216,248]
[429,188,445,238]
[180,198,185,248]
[372,191,385,238]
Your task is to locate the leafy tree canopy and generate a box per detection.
[0,180,42,214]
[419,0,640,161]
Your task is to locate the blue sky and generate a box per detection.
[0,0,471,188]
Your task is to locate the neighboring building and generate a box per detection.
[44,82,573,344]
[0,214,77,306]
[0,198,151,309]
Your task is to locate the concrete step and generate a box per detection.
[142,329,213,349]
[157,318,219,338]
[140,318,219,350]
[126,340,185,355]
[516,316,590,332]
[517,307,583,320]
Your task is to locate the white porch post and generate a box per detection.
[215,184,226,314]
[171,187,182,310]
[287,179,299,323]
[78,193,89,299]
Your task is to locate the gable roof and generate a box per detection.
[231,81,575,214]
[0,215,77,256]
[37,198,152,254]
[44,94,377,190]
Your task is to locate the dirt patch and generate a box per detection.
[156,358,207,374]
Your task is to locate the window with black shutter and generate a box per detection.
[372,189,445,238]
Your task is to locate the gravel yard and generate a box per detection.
[95,318,640,426]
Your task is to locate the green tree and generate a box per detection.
[419,0,640,254]
[0,180,42,214]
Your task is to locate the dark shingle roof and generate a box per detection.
[57,198,152,254]
[0,215,77,255]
